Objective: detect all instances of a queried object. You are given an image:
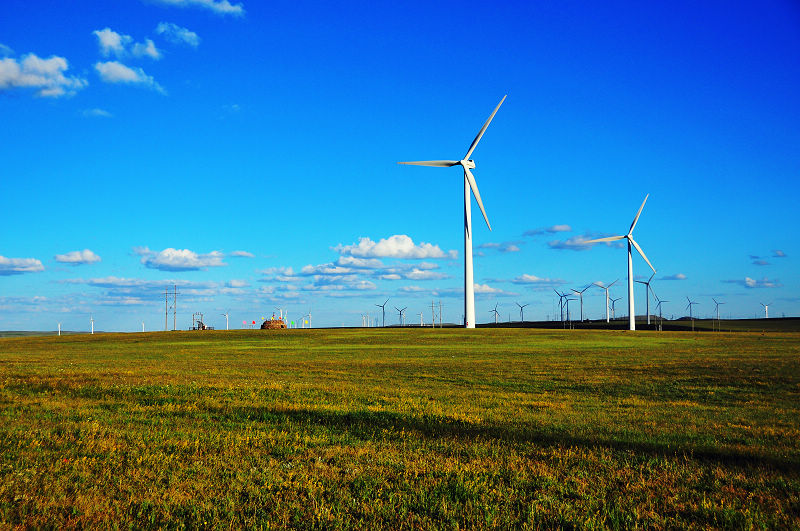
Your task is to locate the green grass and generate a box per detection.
[1,328,798,528]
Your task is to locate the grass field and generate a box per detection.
[1,329,798,528]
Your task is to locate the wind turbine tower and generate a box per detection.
[610,297,622,320]
[593,279,618,323]
[221,312,229,330]
[399,96,506,328]
[760,302,771,319]
[490,303,500,324]
[713,298,725,330]
[686,297,699,331]
[584,194,656,330]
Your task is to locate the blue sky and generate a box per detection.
[1,0,798,331]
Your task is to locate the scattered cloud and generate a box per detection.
[660,273,687,281]
[772,250,787,258]
[511,274,565,289]
[55,249,101,265]
[147,0,245,17]
[723,277,782,289]
[155,22,200,47]
[134,247,225,271]
[524,224,571,237]
[230,250,254,258]
[547,232,623,251]
[0,53,87,97]
[94,61,165,93]
[227,279,248,288]
[335,235,457,260]
[82,108,113,118]
[0,255,45,276]
[93,28,161,59]
[400,286,426,293]
[0,44,14,57]
[752,259,770,266]
[478,241,522,253]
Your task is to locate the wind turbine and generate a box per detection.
[399,95,506,328]
[221,311,229,330]
[395,306,407,326]
[610,297,622,319]
[584,194,655,330]
[760,302,771,319]
[90,315,94,335]
[375,299,388,327]
[515,302,529,322]
[653,293,668,331]
[571,285,591,322]
[553,289,567,322]
[490,303,500,324]
[686,297,699,331]
[593,279,618,323]
[58,323,61,336]
[564,297,577,324]
[634,272,656,325]
[712,298,725,329]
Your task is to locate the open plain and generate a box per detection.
[1,329,798,528]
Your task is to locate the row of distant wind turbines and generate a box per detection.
[398,95,776,330]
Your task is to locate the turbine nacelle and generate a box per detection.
[460,159,476,169]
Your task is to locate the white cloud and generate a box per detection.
[55,249,101,265]
[473,283,515,296]
[230,250,254,258]
[723,277,781,289]
[404,268,448,280]
[0,53,87,98]
[93,28,161,59]
[773,250,787,258]
[547,232,622,251]
[94,61,164,93]
[400,286,425,292]
[335,235,457,259]
[335,256,385,269]
[660,273,687,281]
[525,224,571,236]
[148,0,245,16]
[478,241,522,253]
[134,247,225,271]
[227,279,248,288]
[0,44,14,57]
[82,108,113,118]
[512,274,564,287]
[0,255,45,275]
[155,22,200,47]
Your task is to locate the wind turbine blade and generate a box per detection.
[629,237,655,272]
[464,95,506,160]
[628,193,649,235]
[648,272,655,283]
[464,167,491,230]
[609,279,619,287]
[398,160,459,167]
[583,235,625,244]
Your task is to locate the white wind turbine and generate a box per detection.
[760,302,771,319]
[221,311,229,330]
[399,95,506,328]
[593,279,618,323]
[571,285,591,322]
[634,272,656,325]
[584,194,655,331]
[90,315,94,335]
[515,302,529,322]
[490,303,500,324]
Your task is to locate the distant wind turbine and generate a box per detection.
[395,306,407,326]
[584,194,656,330]
[553,289,568,322]
[686,297,699,331]
[515,302,529,322]
[376,299,389,328]
[399,95,506,328]
[90,315,94,335]
[571,285,591,322]
[760,302,771,319]
[490,303,500,324]
[713,298,725,323]
[593,279,618,323]
[634,272,656,325]
[610,296,622,319]
[221,311,229,330]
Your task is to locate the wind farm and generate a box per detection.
[1,1,799,528]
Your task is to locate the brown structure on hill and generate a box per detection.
[261,318,286,330]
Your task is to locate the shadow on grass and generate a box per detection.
[206,404,800,473]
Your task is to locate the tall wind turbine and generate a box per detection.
[571,285,591,322]
[634,272,656,325]
[584,194,655,330]
[712,298,725,327]
[515,302,529,322]
[490,303,500,324]
[395,306,407,327]
[90,315,94,335]
[399,95,506,328]
[593,279,618,323]
[221,311,229,331]
[760,302,771,319]
[553,289,568,322]
[653,292,669,331]
[686,297,699,331]
[376,299,388,327]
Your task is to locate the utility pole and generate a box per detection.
[165,288,169,331]
[173,284,178,331]
[439,300,443,328]
[431,301,436,328]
